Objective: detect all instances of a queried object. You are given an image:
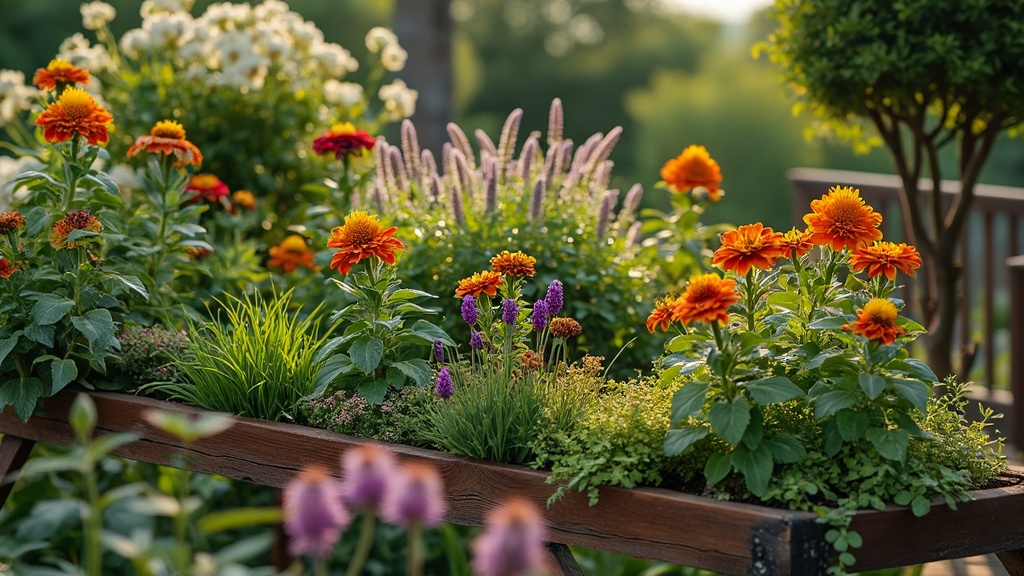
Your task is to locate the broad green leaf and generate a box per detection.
[813,390,858,420]
[667,334,709,353]
[836,409,869,442]
[808,316,848,330]
[392,359,431,387]
[858,372,887,400]
[199,507,283,535]
[50,359,77,395]
[704,452,731,485]
[110,274,149,299]
[806,350,840,370]
[743,376,803,405]
[357,378,389,404]
[410,319,455,346]
[902,358,938,383]
[0,331,22,367]
[663,425,708,456]
[385,365,407,389]
[892,378,931,413]
[763,433,806,463]
[388,288,437,301]
[670,382,709,426]
[71,309,120,351]
[730,443,773,497]
[23,324,54,347]
[767,291,803,312]
[349,337,384,374]
[708,396,750,446]
[32,296,75,326]
[314,355,356,391]
[911,495,931,517]
[0,377,46,421]
[866,427,909,462]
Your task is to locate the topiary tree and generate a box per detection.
[762,0,1024,380]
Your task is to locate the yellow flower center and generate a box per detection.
[822,188,872,230]
[57,87,98,119]
[338,211,382,245]
[47,58,75,72]
[686,274,721,301]
[190,174,221,189]
[280,235,309,253]
[151,120,187,139]
[329,122,357,135]
[862,298,898,324]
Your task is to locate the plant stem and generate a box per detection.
[82,469,103,576]
[408,522,424,576]
[344,511,377,576]
[64,136,82,212]
[745,268,757,331]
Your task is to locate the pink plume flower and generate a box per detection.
[381,462,447,527]
[340,444,399,511]
[283,466,350,559]
[473,497,550,576]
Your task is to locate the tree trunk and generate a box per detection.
[393,0,453,153]
[922,245,960,381]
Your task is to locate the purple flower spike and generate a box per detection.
[461,295,478,325]
[433,339,444,364]
[531,300,548,332]
[435,367,454,399]
[502,298,518,326]
[545,280,563,316]
[283,467,351,559]
[470,330,483,350]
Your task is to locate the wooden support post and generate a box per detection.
[0,434,36,509]
[996,549,1024,576]
[546,543,584,576]
[1009,256,1024,451]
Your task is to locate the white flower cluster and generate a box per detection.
[80,1,116,31]
[58,33,114,74]
[0,156,43,211]
[0,70,39,127]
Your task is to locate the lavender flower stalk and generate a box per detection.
[446,122,476,168]
[470,330,483,350]
[473,498,549,576]
[400,119,421,180]
[531,299,548,332]
[435,367,454,399]
[433,338,444,364]
[386,146,407,192]
[545,279,563,316]
[284,467,350,559]
[519,134,539,181]
[502,298,518,325]
[476,128,497,161]
[528,177,545,221]
[626,220,643,247]
[461,295,478,325]
[547,97,564,147]
[496,108,523,185]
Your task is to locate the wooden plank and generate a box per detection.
[545,543,584,576]
[996,549,1024,576]
[0,435,35,508]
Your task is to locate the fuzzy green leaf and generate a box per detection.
[32,296,75,326]
[392,359,431,387]
[356,378,389,404]
[386,365,407,389]
[50,359,78,395]
[836,409,869,442]
[892,378,931,413]
[663,425,708,456]
[0,331,22,368]
[866,427,909,462]
[349,337,384,375]
[704,452,731,486]
[763,433,806,464]
[730,443,773,497]
[902,358,938,383]
[911,495,931,517]
[767,291,803,312]
[708,396,750,446]
[0,378,45,421]
[807,316,848,330]
[670,382,709,426]
[813,390,858,420]
[743,376,803,405]
[858,372,887,400]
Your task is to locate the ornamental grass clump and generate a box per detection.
[416,251,599,465]
[362,100,659,376]
[157,289,330,421]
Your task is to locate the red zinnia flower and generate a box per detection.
[490,250,536,277]
[50,210,102,250]
[0,258,18,279]
[312,122,376,159]
[127,120,203,168]
[185,173,230,204]
[780,227,814,260]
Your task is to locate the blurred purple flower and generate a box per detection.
[381,462,447,527]
[531,300,548,332]
[502,299,518,326]
[435,367,454,400]
[473,497,548,576]
[433,339,444,364]
[470,330,483,350]
[461,295,478,325]
[545,280,563,316]
[340,444,398,511]
[283,467,351,559]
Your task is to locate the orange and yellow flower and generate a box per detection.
[327,211,405,275]
[231,190,257,212]
[712,223,786,276]
[127,120,203,168]
[671,273,739,326]
[34,87,113,145]
[0,211,26,234]
[312,122,376,159]
[646,295,678,333]
[490,250,536,277]
[843,298,906,345]
[0,258,18,279]
[50,210,102,250]
[455,270,504,299]
[803,186,883,251]
[185,173,230,204]
[268,235,318,272]
[660,145,723,201]
[33,59,90,90]
[849,241,923,281]
[549,317,583,339]
[780,227,814,260]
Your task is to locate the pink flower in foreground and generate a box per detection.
[381,462,447,527]
[340,443,399,511]
[283,466,351,558]
[473,497,550,576]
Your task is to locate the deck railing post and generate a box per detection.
[1009,256,1024,450]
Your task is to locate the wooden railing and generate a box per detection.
[787,168,1024,446]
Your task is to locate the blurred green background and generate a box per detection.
[2,0,1023,229]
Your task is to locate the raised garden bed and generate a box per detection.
[2,388,1024,576]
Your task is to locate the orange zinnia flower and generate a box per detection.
[671,273,739,326]
[549,317,583,339]
[803,186,883,251]
[780,227,814,260]
[646,295,678,333]
[50,210,102,250]
[0,211,26,234]
[455,270,504,299]
[849,241,923,281]
[312,122,376,159]
[185,173,230,204]
[327,210,405,275]
[33,59,90,90]
[490,250,536,277]
[127,120,203,168]
[231,190,257,211]
[34,87,113,145]
[660,145,723,201]
[0,258,18,279]
[712,223,786,276]
[843,298,906,345]
[268,235,318,272]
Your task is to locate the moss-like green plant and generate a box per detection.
[155,289,330,421]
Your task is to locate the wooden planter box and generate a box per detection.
[2,389,1024,576]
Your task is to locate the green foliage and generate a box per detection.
[154,289,330,421]
[112,324,191,387]
[296,385,433,446]
[533,374,705,506]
